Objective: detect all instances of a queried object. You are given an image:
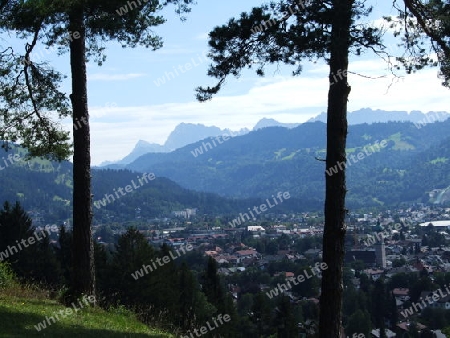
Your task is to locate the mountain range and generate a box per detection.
[102,108,449,167]
[2,109,450,223]
[117,117,450,209]
[307,107,449,124]
[99,123,249,166]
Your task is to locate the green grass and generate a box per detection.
[281,151,297,160]
[387,132,415,150]
[371,197,384,206]
[52,196,71,206]
[0,287,174,338]
[55,173,73,189]
[274,148,286,159]
[430,157,448,164]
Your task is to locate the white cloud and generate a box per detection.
[77,55,450,165]
[194,32,209,41]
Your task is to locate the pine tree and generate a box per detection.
[0,201,61,286]
[387,289,398,329]
[2,0,194,300]
[346,309,371,337]
[396,0,450,87]
[183,267,216,329]
[252,292,273,336]
[103,228,156,308]
[55,225,73,285]
[273,296,298,338]
[371,279,386,338]
[0,2,71,159]
[202,256,224,309]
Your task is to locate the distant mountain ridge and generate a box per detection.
[253,118,300,130]
[2,118,450,222]
[307,108,450,124]
[101,108,449,167]
[123,118,450,208]
[99,123,249,166]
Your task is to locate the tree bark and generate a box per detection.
[69,5,95,299]
[318,0,353,337]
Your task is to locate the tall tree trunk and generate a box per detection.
[318,0,353,337]
[68,5,95,299]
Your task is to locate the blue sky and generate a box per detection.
[5,0,450,165]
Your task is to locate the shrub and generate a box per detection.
[0,262,16,289]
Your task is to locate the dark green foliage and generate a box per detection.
[388,272,416,290]
[421,307,449,330]
[371,279,386,337]
[27,234,62,286]
[409,275,436,303]
[101,228,157,305]
[251,292,273,335]
[343,287,369,324]
[387,291,398,329]
[199,256,237,336]
[91,169,273,220]
[289,265,320,298]
[2,0,194,58]
[345,309,371,337]
[0,17,71,159]
[177,262,215,330]
[273,295,298,338]
[93,240,109,295]
[0,201,62,287]
[201,256,224,309]
[0,201,34,249]
[0,261,15,288]
[433,272,450,290]
[392,258,406,267]
[391,0,450,88]
[96,228,216,332]
[422,231,446,247]
[56,225,73,285]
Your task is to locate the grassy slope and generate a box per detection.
[0,288,174,338]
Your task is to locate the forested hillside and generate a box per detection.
[124,120,450,207]
[2,120,450,222]
[0,147,304,223]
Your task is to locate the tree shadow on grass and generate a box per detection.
[0,306,171,337]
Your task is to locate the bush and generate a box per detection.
[0,262,16,289]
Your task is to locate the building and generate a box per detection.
[392,288,409,302]
[171,208,197,218]
[375,241,386,268]
[345,250,376,266]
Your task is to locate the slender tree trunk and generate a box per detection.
[318,0,353,337]
[68,6,95,299]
